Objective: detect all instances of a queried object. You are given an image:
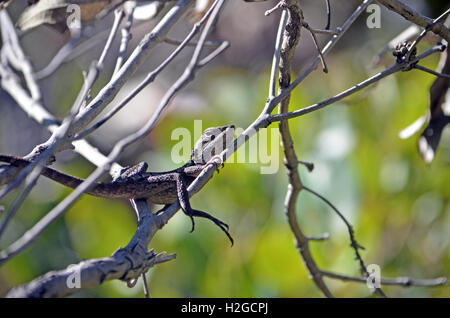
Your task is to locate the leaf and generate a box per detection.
[186,0,214,23]
[417,45,450,163]
[16,0,110,32]
[16,0,68,31]
[398,114,428,140]
[0,0,12,11]
[125,1,164,21]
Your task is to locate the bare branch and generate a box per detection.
[414,63,450,79]
[276,0,334,298]
[377,0,450,42]
[265,0,373,115]
[1,0,447,298]
[69,0,195,137]
[73,1,223,141]
[268,44,446,122]
[268,9,288,99]
[114,4,135,75]
[321,270,448,288]
[0,0,228,267]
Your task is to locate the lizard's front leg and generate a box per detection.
[161,172,234,245]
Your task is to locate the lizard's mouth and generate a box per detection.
[216,124,235,131]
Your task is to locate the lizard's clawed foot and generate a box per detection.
[185,209,234,246]
[205,155,225,174]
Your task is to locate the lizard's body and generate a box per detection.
[0,156,203,204]
[0,125,236,244]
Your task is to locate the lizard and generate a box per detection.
[0,125,236,244]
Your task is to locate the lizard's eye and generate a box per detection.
[210,135,215,140]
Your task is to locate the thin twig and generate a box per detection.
[377,0,450,43]
[265,0,373,114]
[73,0,223,141]
[268,8,288,99]
[324,0,331,30]
[0,11,40,101]
[406,8,450,62]
[321,270,448,288]
[268,44,446,122]
[163,37,222,48]
[98,9,125,67]
[307,233,330,241]
[276,0,334,298]
[114,5,135,75]
[302,186,373,285]
[303,22,328,73]
[68,0,195,138]
[414,63,450,79]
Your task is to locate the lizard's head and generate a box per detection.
[191,125,235,164]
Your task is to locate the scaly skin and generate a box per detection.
[0,125,235,244]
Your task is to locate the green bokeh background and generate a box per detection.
[0,1,449,298]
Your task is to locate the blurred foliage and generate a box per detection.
[0,2,449,298]
[425,0,450,17]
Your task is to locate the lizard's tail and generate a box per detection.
[0,154,85,190]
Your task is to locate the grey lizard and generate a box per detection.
[0,125,236,244]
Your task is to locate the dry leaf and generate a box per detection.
[17,0,110,32]
[417,46,450,163]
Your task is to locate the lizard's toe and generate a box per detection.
[189,209,234,246]
[189,216,195,233]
